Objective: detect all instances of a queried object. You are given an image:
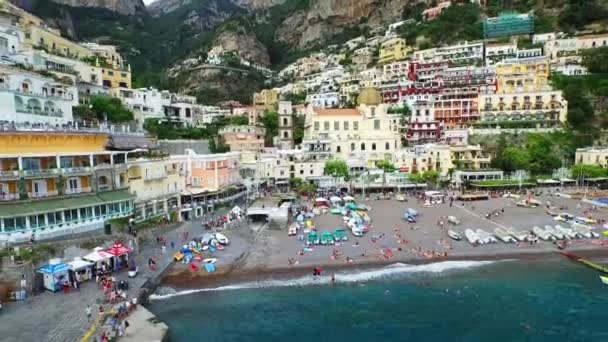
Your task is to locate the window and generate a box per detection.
[108,70,114,76]
[374,119,380,130]
[361,143,366,151]
[336,145,341,153]
[283,118,288,126]
[68,178,78,191]
[351,143,355,151]
[385,142,390,150]
[95,206,101,217]
[121,73,127,78]
[324,121,330,130]
[372,143,376,151]
[344,121,349,130]
[47,213,55,225]
[334,121,339,130]
[353,121,359,131]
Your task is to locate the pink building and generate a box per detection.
[422,1,452,20]
[187,152,242,193]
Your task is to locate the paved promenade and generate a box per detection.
[0,220,200,342]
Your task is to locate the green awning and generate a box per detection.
[0,190,134,217]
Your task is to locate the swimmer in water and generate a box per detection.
[331,274,335,284]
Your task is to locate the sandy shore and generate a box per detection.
[159,195,608,290]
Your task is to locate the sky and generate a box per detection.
[143,0,157,5]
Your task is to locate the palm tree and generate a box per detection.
[376,159,396,194]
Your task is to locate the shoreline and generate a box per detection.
[157,246,608,291]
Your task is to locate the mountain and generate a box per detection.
[9,0,146,16]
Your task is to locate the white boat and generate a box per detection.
[447,230,461,241]
[555,225,578,239]
[476,229,497,244]
[506,227,528,241]
[465,229,480,245]
[448,216,461,225]
[572,224,592,238]
[601,276,608,285]
[544,225,563,240]
[533,226,552,241]
[494,228,516,243]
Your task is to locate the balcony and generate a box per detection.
[94,162,114,170]
[0,170,20,181]
[62,166,93,176]
[28,190,59,199]
[0,193,19,201]
[144,173,167,181]
[23,169,60,179]
[65,186,92,194]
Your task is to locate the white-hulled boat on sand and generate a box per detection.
[533,226,552,241]
[447,230,462,241]
[544,225,563,240]
[494,228,516,243]
[555,225,578,239]
[572,224,593,238]
[465,229,480,245]
[476,229,497,244]
[506,227,528,241]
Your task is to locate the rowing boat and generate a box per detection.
[601,276,608,285]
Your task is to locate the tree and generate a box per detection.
[324,159,349,187]
[283,92,306,105]
[571,164,607,179]
[297,182,318,196]
[209,136,230,153]
[376,159,395,194]
[260,110,279,146]
[293,114,306,145]
[422,170,439,189]
[289,177,303,190]
[229,115,249,125]
[501,147,531,173]
[76,95,134,123]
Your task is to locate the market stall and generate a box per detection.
[104,241,132,272]
[67,257,94,284]
[38,259,69,292]
[83,247,114,276]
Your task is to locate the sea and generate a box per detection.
[147,259,608,342]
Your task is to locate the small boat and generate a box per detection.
[544,225,563,240]
[555,225,578,239]
[476,229,497,244]
[533,226,552,241]
[447,230,461,241]
[494,228,515,243]
[448,216,460,225]
[506,227,528,241]
[203,258,217,264]
[601,276,608,285]
[465,229,479,245]
[571,224,592,238]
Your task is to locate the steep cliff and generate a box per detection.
[211,24,270,66]
[9,0,146,16]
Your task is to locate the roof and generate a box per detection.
[0,190,134,217]
[38,262,69,274]
[68,257,94,270]
[106,134,158,150]
[83,248,114,263]
[315,108,361,116]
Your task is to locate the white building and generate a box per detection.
[485,42,517,66]
[436,41,484,64]
[163,94,198,126]
[0,65,77,125]
[383,61,410,82]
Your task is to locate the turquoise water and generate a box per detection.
[147,260,608,342]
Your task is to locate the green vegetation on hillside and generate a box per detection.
[73,95,134,122]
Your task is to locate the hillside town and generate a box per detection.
[1,0,608,341]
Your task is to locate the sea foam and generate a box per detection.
[149,260,496,300]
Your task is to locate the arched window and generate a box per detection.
[385,142,390,150]
[372,143,376,151]
[350,143,355,151]
[361,143,366,151]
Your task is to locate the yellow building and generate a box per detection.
[253,89,278,107]
[25,25,93,60]
[378,38,410,65]
[101,64,132,89]
[495,57,550,93]
[575,147,608,167]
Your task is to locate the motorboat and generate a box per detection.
[465,229,480,245]
[448,216,461,225]
[544,225,563,240]
[447,230,462,241]
[494,228,516,243]
[601,276,608,285]
[214,233,230,245]
[572,224,592,238]
[533,226,553,241]
[575,216,596,224]
[476,229,497,244]
[555,225,578,239]
[506,227,528,241]
[395,194,407,202]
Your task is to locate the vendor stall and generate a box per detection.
[83,247,114,276]
[67,257,94,284]
[38,259,69,292]
[104,241,132,272]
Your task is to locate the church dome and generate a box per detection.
[357,87,382,106]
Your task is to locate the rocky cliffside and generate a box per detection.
[276,0,428,49]
[211,26,270,65]
[9,0,146,16]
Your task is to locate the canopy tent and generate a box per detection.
[68,257,93,271]
[104,241,132,257]
[38,259,69,292]
[307,231,319,244]
[321,230,334,244]
[346,202,358,210]
[83,248,114,264]
[67,257,94,283]
[333,228,347,241]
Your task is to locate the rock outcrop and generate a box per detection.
[45,0,146,16]
[211,26,270,66]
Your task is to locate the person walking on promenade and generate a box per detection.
[86,304,92,321]
[161,244,166,255]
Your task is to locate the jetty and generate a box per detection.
[559,251,608,273]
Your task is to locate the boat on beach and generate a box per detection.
[494,228,516,243]
[465,229,479,245]
[506,227,529,241]
[555,225,578,239]
[533,226,553,241]
[476,229,497,244]
[601,276,608,285]
[544,225,564,240]
[447,230,461,241]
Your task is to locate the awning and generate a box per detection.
[38,262,69,274]
[68,257,94,271]
[83,248,114,263]
[0,190,134,218]
[105,241,132,257]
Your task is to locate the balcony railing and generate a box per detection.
[65,186,92,194]
[144,173,167,181]
[28,190,59,199]
[23,169,60,178]
[0,170,20,180]
[0,193,19,201]
[62,166,93,176]
[94,163,113,170]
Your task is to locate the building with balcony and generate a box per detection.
[383,61,411,82]
[495,57,550,93]
[0,130,134,243]
[476,90,567,133]
[433,87,480,129]
[440,66,496,93]
[436,41,484,65]
[80,42,127,70]
[392,144,450,175]
[405,100,441,145]
[352,47,373,71]
[378,38,410,65]
[380,79,443,104]
[485,42,517,66]
[411,60,449,82]
[543,33,608,63]
[163,94,198,126]
[253,89,279,108]
[126,155,186,222]
[0,65,77,124]
[303,88,401,167]
[100,64,131,89]
[483,12,534,39]
[422,1,452,20]
[219,125,266,152]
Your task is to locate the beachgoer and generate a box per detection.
[331,274,335,284]
[86,305,92,321]
[161,245,166,255]
[124,320,130,336]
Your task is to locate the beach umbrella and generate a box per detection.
[315,197,328,202]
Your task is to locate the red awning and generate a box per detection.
[105,241,132,257]
[399,167,410,172]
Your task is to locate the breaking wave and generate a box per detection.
[149,260,496,300]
